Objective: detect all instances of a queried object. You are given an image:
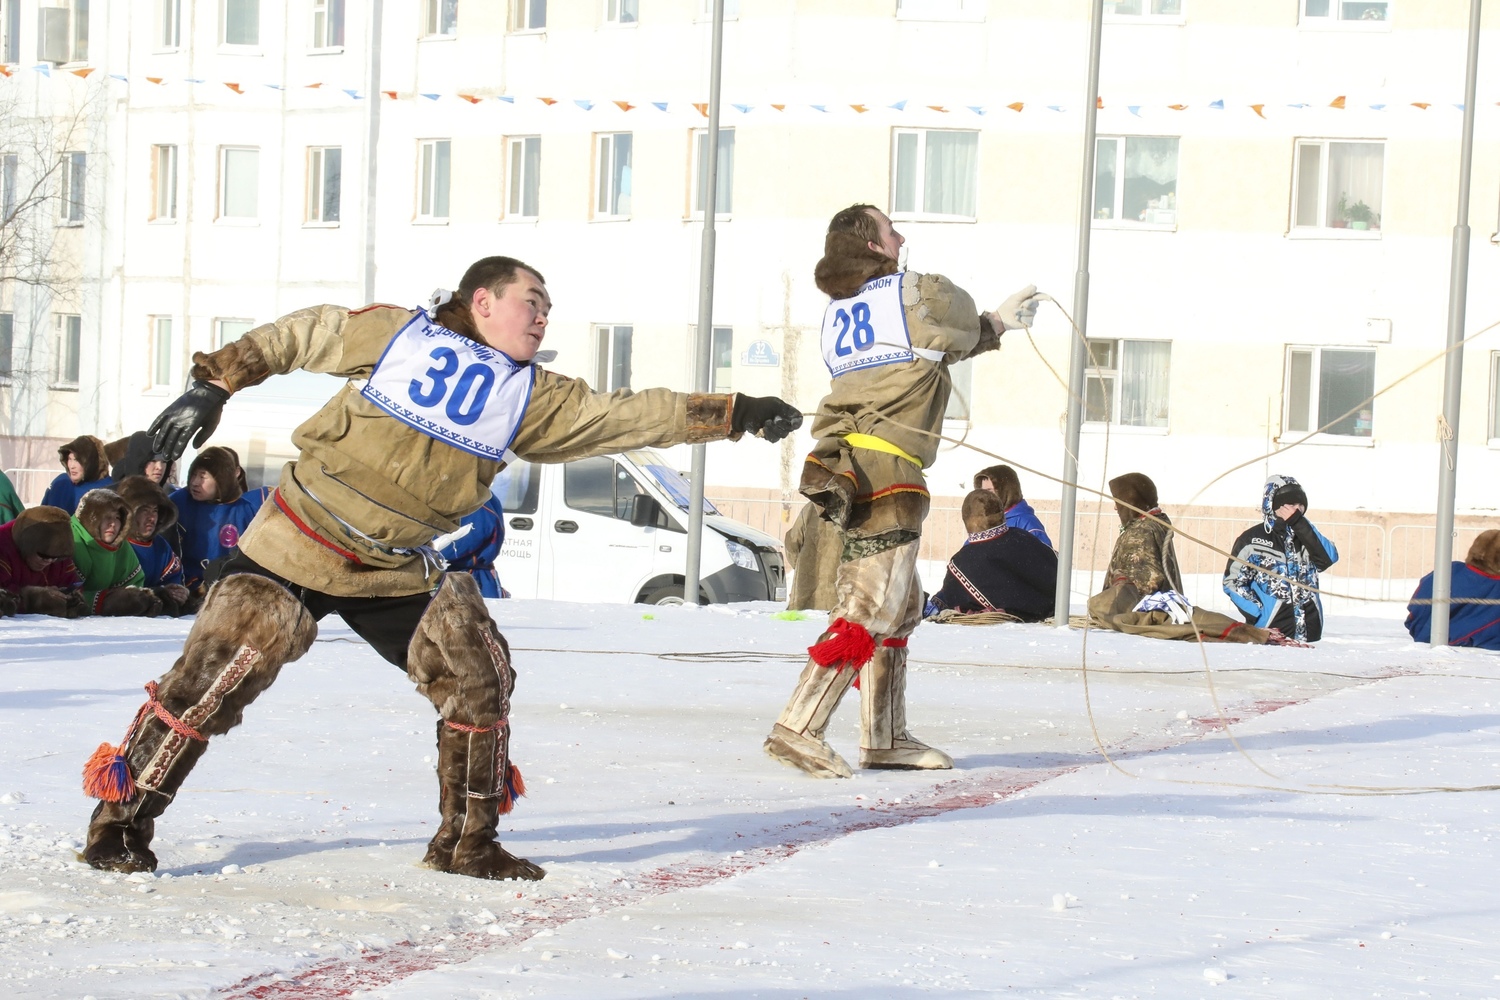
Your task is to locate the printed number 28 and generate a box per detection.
[408,346,495,426]
[832,302,876,357]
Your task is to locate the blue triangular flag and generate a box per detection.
[1454,103,1465,110]
[1047,104,1065,112]
[1127,105,1141,116]
[574,99,593,110]
[32,63,50,76]
[185,77,205,83]
[264,83,284,90]
[1209,99,1224,110]
[421,93,440,101]
[1369,103,1386,110]
[888,100,907,111]
[967,105,986,115]
[343,88,363,100]
[497,95,515,103]
[810,104,827,112]
[108,73,127,81]
[732,103,753,113]
[1286,102,1309,108]
[652,101,668,111]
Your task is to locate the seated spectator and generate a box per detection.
[0,468,22,523]
[1222,475,1338,644]
[924,489,1057,621]
[785,502,840,611]
[168,446,262,595]
[440,493,505,598]
[40,435,113,515]
[0,506,86,617]
[973,463,1052,547]
[1088,472,1279,644]
[1406,530,1500,649]
[71,488,162,617]
[106,431,177,487]
[115,475,191,617]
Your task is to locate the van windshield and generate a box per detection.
[629,450,719,515]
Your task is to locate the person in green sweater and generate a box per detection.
[71,489,163,617]
[0,469,23,524]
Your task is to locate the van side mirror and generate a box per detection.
[630,493,664,527]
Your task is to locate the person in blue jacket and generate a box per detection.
[440,493,506,598]
[116,475,191,616]
[40,435,113,515]
[1223,475,1338,643]
[1406,530,1500,649]
[168,446,263,604]
[973,463,1052,548]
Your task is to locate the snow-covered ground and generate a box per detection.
[3,599,1499,999]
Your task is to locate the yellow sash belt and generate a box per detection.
[845,432,923,469]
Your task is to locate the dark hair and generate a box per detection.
[435,256,545,339]
[814,205,898,299]
[826,203,884,244]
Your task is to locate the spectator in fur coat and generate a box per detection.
[107,431,177,487]
[925,490,1057,621]
[1406,530,1500,649]
[116,476,190,617]
[40,435,113,515]
[0,506,85,617]
[972,464,1052,548]
[71,489,162,617]
[168,446,263,596]
[1222,475,1338,643]
[0,469,23,523]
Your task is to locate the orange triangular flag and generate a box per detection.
[1250,103,1265,118]
[70,67,94,78]
[224,82,243,94]
[146,76,163,85]
[1329,95,1346,109]
[771,103,785,111]
[305,81,323,88]
[457,93,481,104]
[1168,103,1187,111]
[1007,102,1024,112]
[849,104,867,113]
[1411,101,1430,109]
[0,66,13,77]
[692,102,708,117]
[927,105,948,113]
[614,100,635,111]
[383,90,398,100]
[1096,96,1104,109]
[538,97,557,105]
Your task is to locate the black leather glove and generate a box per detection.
[731,394,803,444]
[149,380,231,461]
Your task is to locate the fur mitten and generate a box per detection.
[97,587,164,618]
[0,590,17,617]
[152,586,186,618]
[65,590,89,618]
[19,586,72,617]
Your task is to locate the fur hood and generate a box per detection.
[961,489,1006,535]
[12,506,74,558]
[114,475,178,537]
[1108,472,1159,525]
[187,446,245,505]
[107,431,177,485]
[973,464,1024,511]
[813,230,900,300]
[58,435,109,483]
[76,488,131,544]
[1468,530,1500,576]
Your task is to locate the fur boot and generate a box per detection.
[406,573,543,881]
[83,574,316,872]
[858,642,953,770]
[763,629,861,779]
[97,586,164,618]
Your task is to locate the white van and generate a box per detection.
[491,448,788,606]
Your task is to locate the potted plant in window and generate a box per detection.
[1331,193,1350,229]
[1345,200,1375,231]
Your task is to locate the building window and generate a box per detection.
[1094,135,1178,227]
[895,0,982,19]
[1284,346,1375,438]
[697,0,739,17]
[506,136,541,219]
[417,139,451,221]
[1,153,16,223]
[3,0,19,62]
[594,324,633,391]
[312,0,344,47]
[891,129,978,220]
[595,133,632,219]
[158,0,181,47]
[511,0,546,30]
[692,128,734,216]
[1293,139,1384,232]
[222,0,259,45]
[306,146,341,224]
[1105,0,1184,18]
[710,326,732,393]
[424,0,457,35]
[1085,339,1171,428]
[150,316,173,387]
[59,151,85,224]
[945,359,974,421]
[0,312,12,382]
[605,0,638,23]
[151,144,177,221]
[37,0,87,63]
[219,146,259,219]
[1490,353,1500,443]
[216,318,254,348]
[54,314,81,386]
[1301,0,1388,23]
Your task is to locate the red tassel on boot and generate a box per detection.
[808,618,876,671]
[82,742,137,803]
[498,764,526,815]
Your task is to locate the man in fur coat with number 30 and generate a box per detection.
[80,255,802,881]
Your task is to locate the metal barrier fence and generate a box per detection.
[3,468,58,508]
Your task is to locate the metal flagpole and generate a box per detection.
[1429,0,1483,646]
[1052,0,1106,626]
[683,0,726,605]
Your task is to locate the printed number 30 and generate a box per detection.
[408,346,495,426]
[832,302,876,357]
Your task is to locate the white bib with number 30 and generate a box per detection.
[360,310,535,462]
[820,273,916,378]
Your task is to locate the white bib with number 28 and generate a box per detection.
[819,273,921,377]
[360,309,535,462]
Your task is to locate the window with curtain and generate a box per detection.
[1301,0,1388,23]
[945,359,974,421]
[595,324,633,390]
[222,0,259,45]
[216,318,254,348]
[1285,346,1375,437]
[606,0,639,23]
[60,151,85,224]
[157,0,180,47]
[596,133,632,218]
[425,0,458,35]
[306,147,341,223]
[1085,339,1171,428]
[507,136,541,218]
[219,147,258,219]
[1093,136,1178,226]
[510,0,545,30]
[1105,0,1183,16]
[0,312,12,381]
[152,144,177,221]
[711,326,732,393]
[150,316,172,386]
[418,140,451,220]
[1490,353,1500,441]
[693,128,734,215]
[55,313,81,386]
[891,129,978,220]
[312,0,344,47]
[1,154,15,223]
[1293,139,1384,232]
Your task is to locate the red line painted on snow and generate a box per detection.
[216,691,1319,999]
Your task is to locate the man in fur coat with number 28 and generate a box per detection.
[80,255,802,881]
